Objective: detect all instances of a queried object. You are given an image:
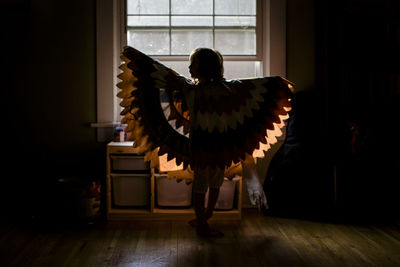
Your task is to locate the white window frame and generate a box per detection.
[94,0,286,132]
[126,1,261,59]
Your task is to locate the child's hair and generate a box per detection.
[189,48,224,82]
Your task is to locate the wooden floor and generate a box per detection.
[1,209,399,267]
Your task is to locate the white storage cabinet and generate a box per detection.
[155,174,193,207]
[106,141,242,220]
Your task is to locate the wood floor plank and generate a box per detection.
[5,227,47,266]
[1,210,399,267]
[300,220,359,267]
[88,222,125,266]
[256,217,305,267]
[276,218,339,267]
[274,217,333,267]
[348,224,400,266]
[125,221,177,266]
[318,223,371,267]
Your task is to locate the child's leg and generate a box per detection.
[194,191,223,237]
[193,191,207,227]
[190,187,219,226]
[192,167,209,227]
[205,187,220,220]
[191,167,224,237]
[204,167,225,220]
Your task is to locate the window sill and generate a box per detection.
[91,122,121,143]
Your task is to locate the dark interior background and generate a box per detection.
[1,0,399,224]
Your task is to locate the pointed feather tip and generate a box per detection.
[288,84,295,93]
[118,64,124,71]
[116,90,126,98]
[117,72,126,79]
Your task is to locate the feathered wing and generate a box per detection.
[189,76,294,208]
[117,46,192,171]
[117,46,294,185]
[190,76,294,170]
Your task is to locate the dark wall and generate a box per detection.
[264,0,332,218]
[1,0,104,220]
[287,0,316,92]
[265,0,399,221]
[317,0,400,220]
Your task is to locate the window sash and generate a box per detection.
[125,0,263,59]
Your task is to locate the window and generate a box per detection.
[95,0,286,138]
[125,0,262,80]
[126,0,257,56]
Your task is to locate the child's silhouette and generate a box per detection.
[118,46,294,237]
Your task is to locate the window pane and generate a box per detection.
[171,30,213,55]
[163,61,261,80]
[162,61,191,77]
[171,0,213,15]
[127,16,169,27]
[215,29,255,55]
[171,16,213,27]
[126,0,259,56]
[127,0,169,14]
[215,0,256,15]
[223,61,261,79]
[215,16,256,27]
[128,30,170,55]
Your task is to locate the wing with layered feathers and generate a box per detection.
[117,46,294,171]
[117,46,192,169]
[190,77,294,169]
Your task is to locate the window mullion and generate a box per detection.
[212,0,215,49]
[169,0,172,56]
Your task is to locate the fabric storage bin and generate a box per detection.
[156,174,193,207]
[110,155,150,171]
[206,177,239,210]
[112,174,150,206]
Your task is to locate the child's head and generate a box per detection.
[189,48,224,83]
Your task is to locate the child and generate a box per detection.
[186,48,228,237]
[117,46,294,238]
